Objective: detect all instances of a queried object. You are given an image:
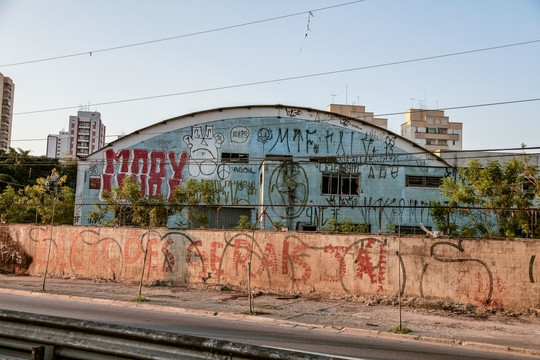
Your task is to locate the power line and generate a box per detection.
[13,39,540,116]
[375,98,540,117]
[10,96,540,144]
[3,145,540,168]
[0,1,366,68]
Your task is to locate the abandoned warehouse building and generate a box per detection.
[75,105,466,233]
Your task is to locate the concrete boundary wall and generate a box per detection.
[1,225,538,310]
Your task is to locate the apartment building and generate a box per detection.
[400,109,462,151]
[46,130,70,159]
[0,73,15,152]
[327,104,388,129]
[68,111,106,158]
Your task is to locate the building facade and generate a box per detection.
[68,111,106,158]
[400,109,462,152]
[46,130,70,159]
[75,105,452,232]
[0,73,15,152]
[327,104,388,129]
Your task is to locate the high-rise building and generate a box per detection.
[327,104,388,129]
[46,130,70,159]
[400,109,462,151]
[0,72,15,152]
[68,111,106,158]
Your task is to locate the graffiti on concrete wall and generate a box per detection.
[184,233,387,293]
[25,226,184,280]
[420,239,501,305]
[0,226,32,272]
[5,225,539,308]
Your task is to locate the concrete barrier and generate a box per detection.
[1,224,539,310]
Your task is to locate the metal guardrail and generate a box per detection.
[0,310,335,360]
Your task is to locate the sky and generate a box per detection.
[0,0,539,156]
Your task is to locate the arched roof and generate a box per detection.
[85,104,450,167]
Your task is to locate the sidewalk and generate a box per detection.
[1,274,539,358]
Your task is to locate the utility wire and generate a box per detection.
[13,39,540,116]
[3,145,540,168]
[375,98,540,117]
[0,1,366,68]
[10,96,540,142]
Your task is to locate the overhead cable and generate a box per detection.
[13,39,540,116]
[0,0,366,68]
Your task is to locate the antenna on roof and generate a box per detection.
[330,94,337,103]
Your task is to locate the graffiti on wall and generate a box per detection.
[268,162,309,219]
[420,239,501,305]
[185,233,387,293]
[25,227,184,280]
[6,225,539,308]
[101,148,189,200]
[184,125,225,178]
[0,227,32,272]
[91,116,448,230]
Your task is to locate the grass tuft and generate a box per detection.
[389,326,411,334]
[131,295,149,302]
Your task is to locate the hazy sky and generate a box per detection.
[1,0,539,156]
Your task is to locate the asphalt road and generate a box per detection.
[0,293,536,360]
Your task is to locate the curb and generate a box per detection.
[1,287,539,357]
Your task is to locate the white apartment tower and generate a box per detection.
[400,109,462,152]
[46,131,70,159]
[68,111,106,158]
[0,72,15,152]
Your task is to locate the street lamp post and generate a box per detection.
[42,174,59,292]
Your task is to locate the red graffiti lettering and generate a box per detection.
[186,240,207,276]
[145,238,159,273]
[324,245,350,282]
[356,239,386,293]
[124,237,143,264]
[161,239,175,273]
[232,238,252,275]
[210,241,224,276]
[101,148,189,200]
[254,243,278,276]
[149,151,166,197]
[168,151,189,199]
[291,243,311,282]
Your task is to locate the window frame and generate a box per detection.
[322,173,360,195]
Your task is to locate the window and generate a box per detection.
[426,127,437,134]
[437,128,447,134]
[437,139,447,146]
[406,175,443,188]
[322,173,360,195]
[221,152,249,163]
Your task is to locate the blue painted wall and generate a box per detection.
[75,106,452,232]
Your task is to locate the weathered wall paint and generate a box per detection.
[76,106,453,232]
[2,224,538,310]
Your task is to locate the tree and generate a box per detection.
[433,158,538,238]
[91,176,170,227]
[98,175,142,226]
[0,169,75,225]
[172,178,218,229]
